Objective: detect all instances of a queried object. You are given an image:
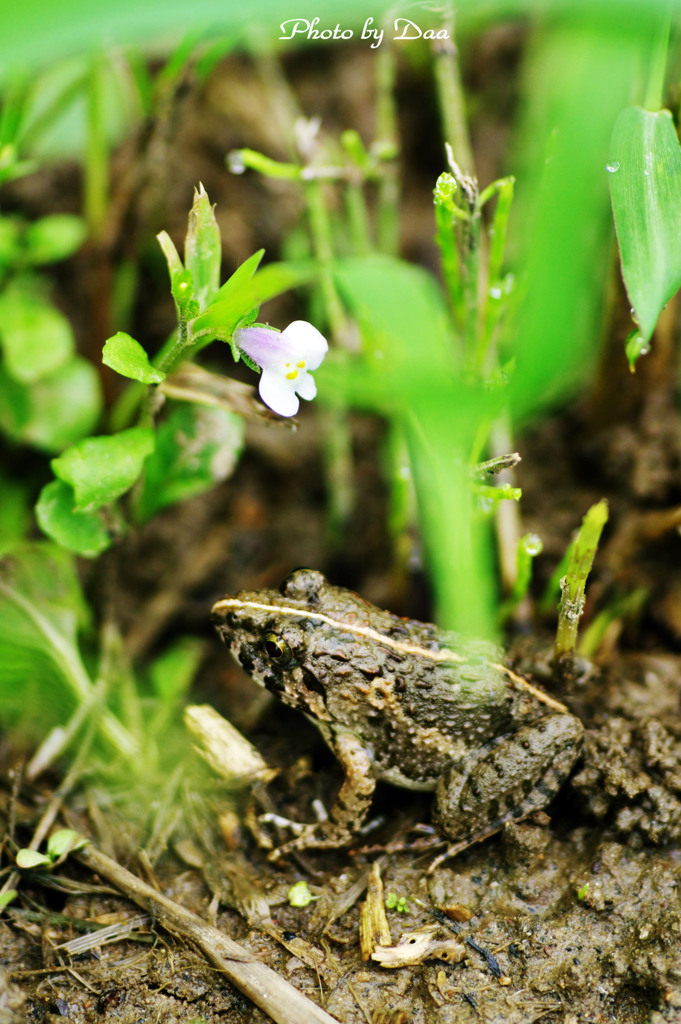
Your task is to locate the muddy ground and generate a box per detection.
[3,28,681,1024]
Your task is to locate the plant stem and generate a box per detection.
[431,11,474,174]
[344,182,373,255]
[374,34,399,254]
[644,1,671,111]
[85,57,108,242]
[304,177,345,337]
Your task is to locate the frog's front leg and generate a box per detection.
[432,713,584,849]
[271,731,376,854]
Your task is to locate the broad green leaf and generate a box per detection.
[190,259,316,344]
[0,356,102,452]
[327,255,455,408]
[0,280,74,382]
[185,184,221,309]
[206,248,263,308]
[102,332,166,384]
[508,18,643,418]
[51,426,155,510]
[0,544,136,754]
[147,636,205,736]
[24,214,87,264]
[14,54,135,162]
[0,890,17,910]
[330,255,499,637]
[16,849,52,869]
[609,106,681,361]
[35,480,112,556]
[47,828,88,858]
[134,403,244,522]
[149,637,204,703]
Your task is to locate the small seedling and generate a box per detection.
[385,892,409,913]
[288,881,320,908]
[16,829,88,870]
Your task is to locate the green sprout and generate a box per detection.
[16,829,88,871]
[554,500,609,663]
[385,892,409,913]
[288,881,320,908]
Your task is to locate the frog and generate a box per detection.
[211,568,584,862]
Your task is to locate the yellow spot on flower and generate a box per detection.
[286,370,298,380]
[297,361,306,368]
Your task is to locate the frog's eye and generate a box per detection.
[263,632,293,666]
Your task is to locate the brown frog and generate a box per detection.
[212,569,583,861]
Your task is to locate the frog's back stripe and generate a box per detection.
[213,597,468,662]
[212,598,568,715]
[497,665,568,714]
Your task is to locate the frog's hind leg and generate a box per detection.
[429,713,584,873]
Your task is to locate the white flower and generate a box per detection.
[233,320,328,417]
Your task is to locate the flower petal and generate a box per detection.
[281,320,328,369]
[259,367,300,416]
[295,372,317,401]
[234,326,297,368]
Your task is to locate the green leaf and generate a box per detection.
[185,184,221,309]
[134,403,243,522]
[330,255,498,637]
[190,257,315,344]
[609,107,681,352]
[147,636,204,736]
[0,280,74,382]
[0,544,136,756]
[157,230,184,278]
[211,249,263,307]
[24,214,87,264]
[102,332,166,384]
[624,328,648,370]
[35,480,111,556]
[149,637,204,704]
[0,890,17,910]
[329,255,454,407]
[0,356,102,453]
[47,828,88,858]
[51,427,155,510]
[16,849,52,869]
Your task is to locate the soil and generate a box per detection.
[3,29,681,1024]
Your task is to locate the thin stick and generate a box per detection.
[76,843,340,1024]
